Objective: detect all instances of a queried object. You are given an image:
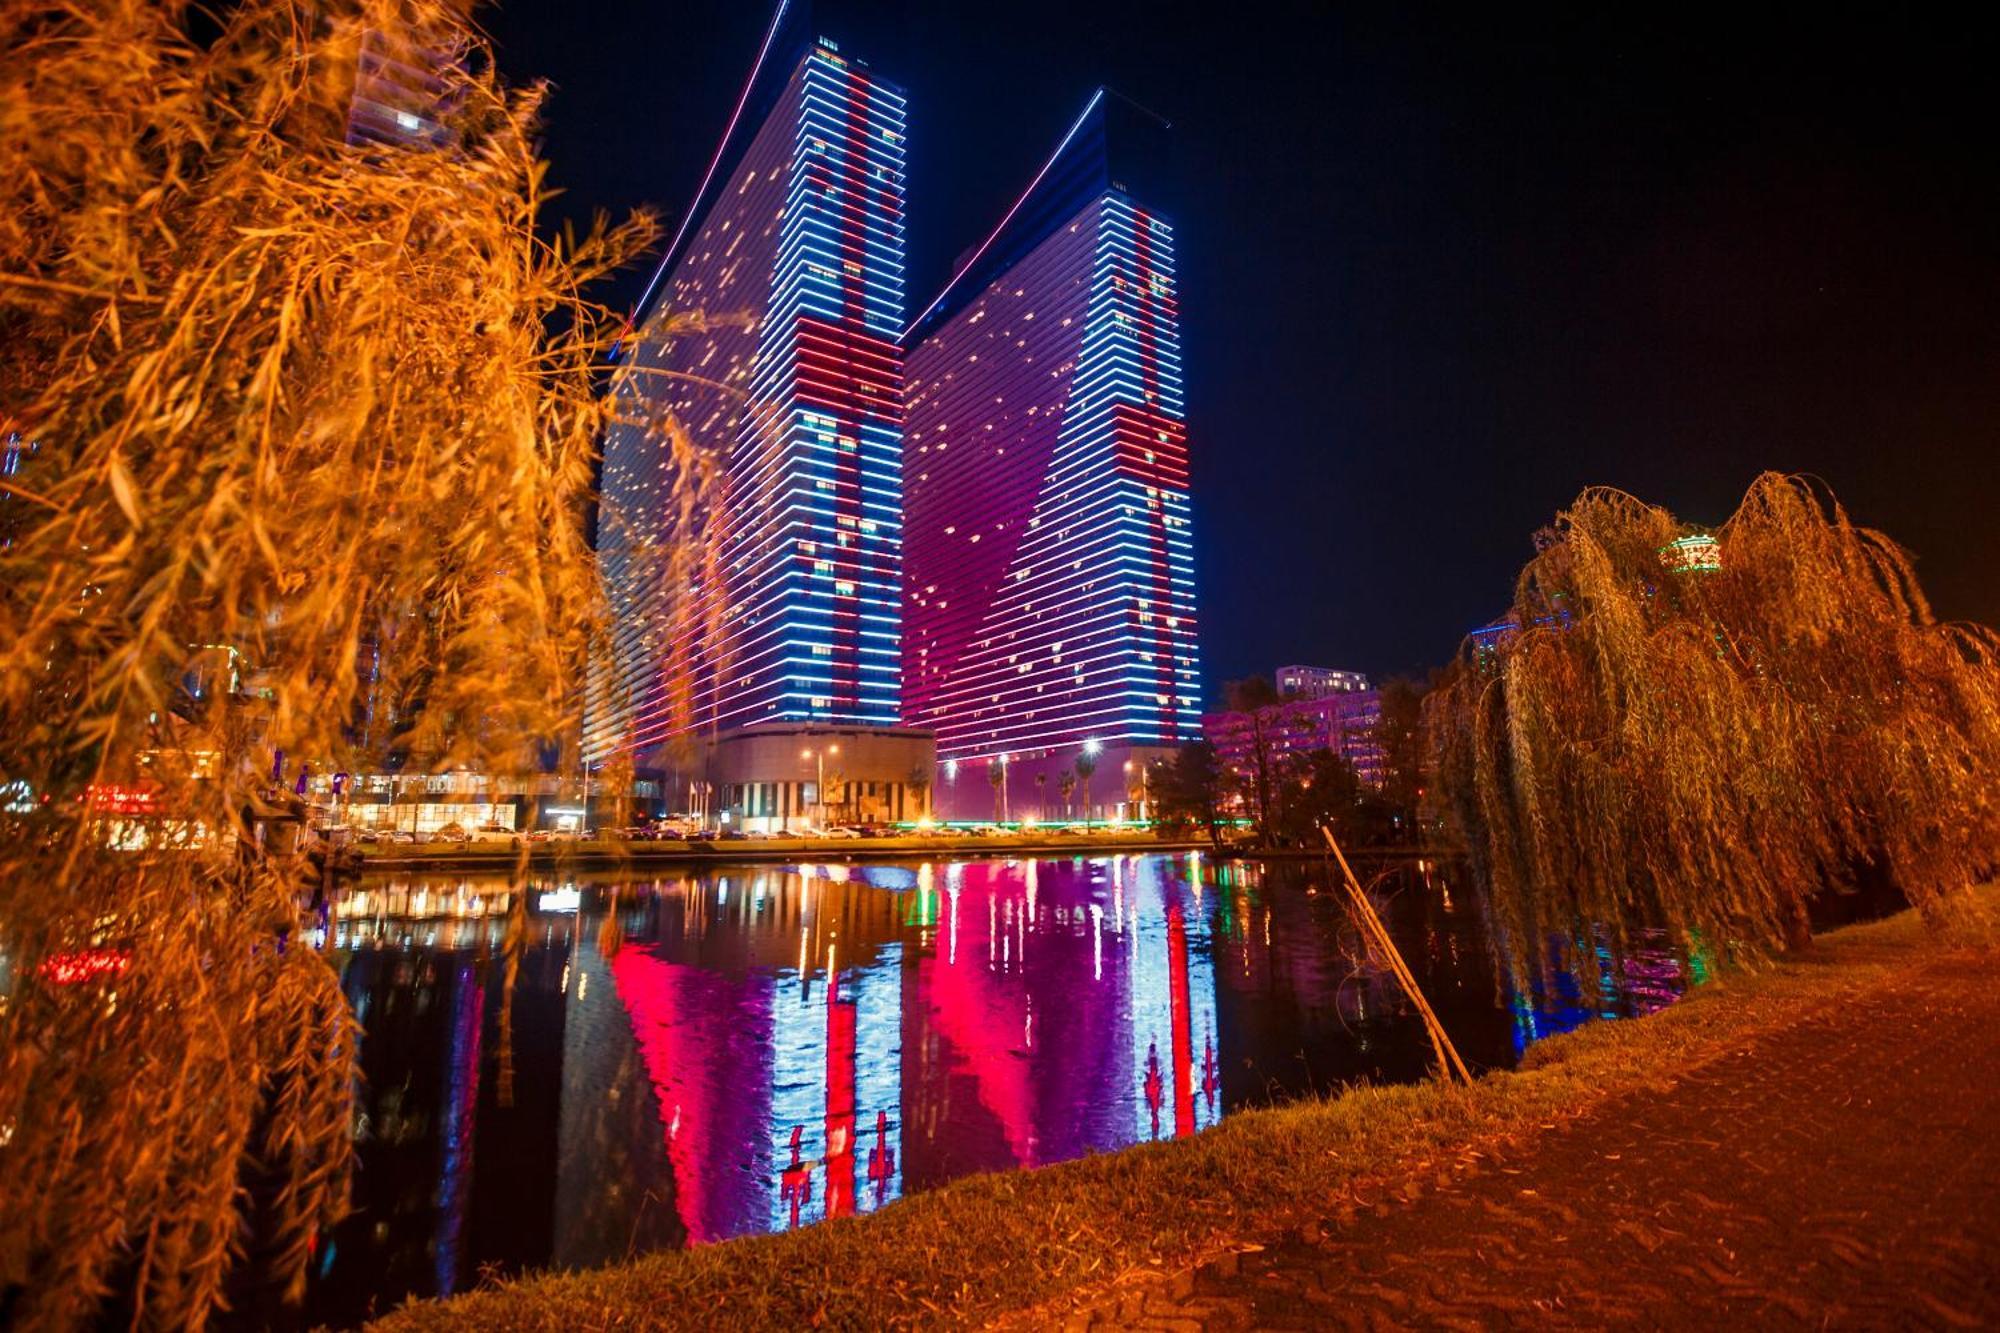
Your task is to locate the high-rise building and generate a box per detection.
[902,92,1201,817]
[342,6,466,151]
[1275,665,1371,699]
[589,12,929,827]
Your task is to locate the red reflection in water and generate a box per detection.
[866,1110,895,1203]
[824,961,857,1221]
[611,947,770,1244]
[910,946,1036,1164]
[1168,905,1195,1138]
[780,1125,812,1229]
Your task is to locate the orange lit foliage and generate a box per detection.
[1430,474,2000,979]
[0,1,686,1325]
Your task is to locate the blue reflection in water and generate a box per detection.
[433,959,479,1295]
[298,855,1686,1329]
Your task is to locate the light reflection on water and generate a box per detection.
[294,853,1682,1328]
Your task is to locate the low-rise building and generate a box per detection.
[703,724,935,833]
[1203,690,1385,789]
[1274,664,1371,699]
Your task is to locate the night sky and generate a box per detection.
[484,2,1997,690]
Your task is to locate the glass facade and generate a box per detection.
[591,39,907,761]
[904,180,1201,761]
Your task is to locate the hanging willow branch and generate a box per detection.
[0,1,711,1326]
[1428,473,2000,985]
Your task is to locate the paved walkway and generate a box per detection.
[1073,948,2000,1330]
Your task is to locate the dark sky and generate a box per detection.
[485,2,1998,690]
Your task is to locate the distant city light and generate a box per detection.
[1660,533,1723,574]
[537,889,581,914]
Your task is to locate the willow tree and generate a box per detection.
[1429,473,2000,980]
[0,1,687,1325]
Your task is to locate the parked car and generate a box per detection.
[386,830,416,845]
[470,824,516,844]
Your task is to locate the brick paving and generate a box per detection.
[1067,949,2000,1330]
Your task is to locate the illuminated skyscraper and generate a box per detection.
[592,11,922,809]
[903,93,1200,814]
[341,4,467,151]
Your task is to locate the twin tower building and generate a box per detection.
[589,15,1201,828]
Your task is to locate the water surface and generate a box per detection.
[296,853,1680,1327]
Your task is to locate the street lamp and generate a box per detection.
[802,744,839,829]
[1125,758,1149,824]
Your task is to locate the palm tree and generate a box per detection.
[907,765,932,821]
[1075,751,1099,822]
[1035,771,1048,820]
[1059,771,1077,818]
[987,759,1006,822]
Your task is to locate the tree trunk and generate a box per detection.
[1783,897,1813,951]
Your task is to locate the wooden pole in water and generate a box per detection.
[1321,826,1473,1086]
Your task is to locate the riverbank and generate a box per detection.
[348,829,1211,872]
[371,889,1994,1331]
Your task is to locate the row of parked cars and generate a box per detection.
[604,824,896,842]
[355,823,555,845]
[353,821,1114,847]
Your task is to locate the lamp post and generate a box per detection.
[802,743,839,830]
[1125,758,1149,824]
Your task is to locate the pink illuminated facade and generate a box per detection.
[1203,690,1386,788]
[902,95,1201,806]
[590,31,907,762]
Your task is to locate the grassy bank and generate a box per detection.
[373,894,1993,1332]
